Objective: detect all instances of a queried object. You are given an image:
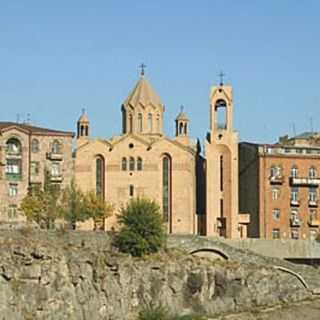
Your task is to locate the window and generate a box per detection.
[272,188,280,200]
[291,187,299,202]
[31,139,39,153]
[9,184,18,197]
[96,156,105,199]
[156,115,160,133]
[272,208,280,221]
[31,162,40,176]
[52,140,61,154]
[270,165,281,177]
[310,230,317,240]
[309,187,317,202]
[309,167,317,178]
[290,209,300,226]
[138,113,143,133]
[310,209,317,220]
[291,229,299,240]
[129,157,135,171]
[137,157,143,171]
[220,155,223,191]
[129,184,134,197]
[5,159,21,174]
[6,138,21,155]
[162,155,171,223]
[272,229,280,239]
[121,157,127,171]
[129,114,133,133]
[8,205,18,219]
[148,113,153,132]
[290,166,298,178]
[51,162,61,177]
[179,122,184,135]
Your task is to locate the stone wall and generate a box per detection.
[0,231,318,320]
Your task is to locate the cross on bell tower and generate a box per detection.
[219,71,225,86]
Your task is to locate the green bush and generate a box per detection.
[138,304,207,320]
[114,198,166,257]
[138,304,170,320]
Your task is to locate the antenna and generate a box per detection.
[310,117,314,133]
[26,113,31,124]
[16,114,20,123]
[293,123,296,137]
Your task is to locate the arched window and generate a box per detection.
[122,157,127,171]
[156,114,160,133]
[179,122,184,135]
[309,167,317,178]
[215,99,227,130]
[96,156,105,199]
[162,155,172,224]
[184,123,188,135]
[148,113,153,132]
[6,138,21,155]
[137,157,143,171]
[290,166,298,178]
[138,113,143,133]
[31,139,39,153]
[129,157,135,171]
[129,114,133,133]
[52,140,61,154]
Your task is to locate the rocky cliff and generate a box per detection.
[0,230,318,320]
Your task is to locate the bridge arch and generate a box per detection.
[189,248,229,261]
[274,266,308,289]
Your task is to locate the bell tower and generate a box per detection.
[175,106,190,144]
[205,74,240,238]
[77,109,90,146]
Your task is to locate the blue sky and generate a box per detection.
[1,1,320,144]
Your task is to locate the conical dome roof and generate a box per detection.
[176,111,189,121]
[123,76,163,109]
[78,111,89,123]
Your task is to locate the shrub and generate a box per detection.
[138,304,170,320]
[114,198,166,257]
[138,304,207,320]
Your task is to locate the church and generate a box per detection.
[75,72,199,234]
[74,70,250,238]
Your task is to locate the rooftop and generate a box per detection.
[0,122,74,137]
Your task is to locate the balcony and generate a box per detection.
[46,152,63,161]
[290,217,302,227]
[269,175,284,185]
[290,199,300,207]
[290,177,320,187]
[6,152,22,160]
[309,200,318,207]
[308,217,320,227]
[50,175,63,183]
[6,173,22,181]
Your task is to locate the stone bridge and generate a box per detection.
[167,235,320,293]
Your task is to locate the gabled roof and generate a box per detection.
[0,122,74,137]
[123,76,163,110]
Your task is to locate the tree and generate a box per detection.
[20,190,44,226]
[20,169,61,229]
[58,180,89,229]
[83,191,113,230]
[114,198,166,257]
